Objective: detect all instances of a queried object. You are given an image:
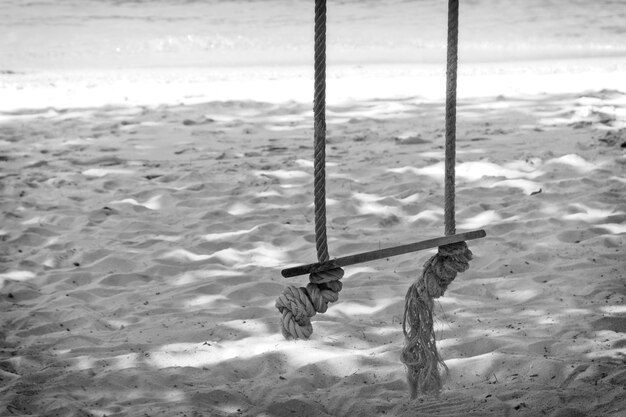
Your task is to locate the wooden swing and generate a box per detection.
[275,0,485,397]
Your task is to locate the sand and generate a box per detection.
[1,66,625,417]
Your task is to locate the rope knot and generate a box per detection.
[275,267,344,339]
[424,242,472,298]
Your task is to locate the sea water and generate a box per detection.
[2,0,625,70]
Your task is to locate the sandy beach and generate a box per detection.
[1,1,626,416]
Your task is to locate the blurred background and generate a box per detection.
[2,0,625,70]
[2,0,625,110]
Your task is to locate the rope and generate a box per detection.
[444,0,459,236]
[313,0,329,263]
[276,0,344,340]
[401,0,474,397]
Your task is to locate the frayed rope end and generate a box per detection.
[401,242,473,398]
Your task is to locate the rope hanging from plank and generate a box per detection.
[400,0,474,397]
[275,0,344,340]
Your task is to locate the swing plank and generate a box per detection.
[281,229,486,278]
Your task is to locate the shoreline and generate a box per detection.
[2,56,626,112]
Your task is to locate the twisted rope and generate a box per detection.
[444,0,459,237]
[313,0,329,263]
[401,0,475,397]
[276,0,344,340]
